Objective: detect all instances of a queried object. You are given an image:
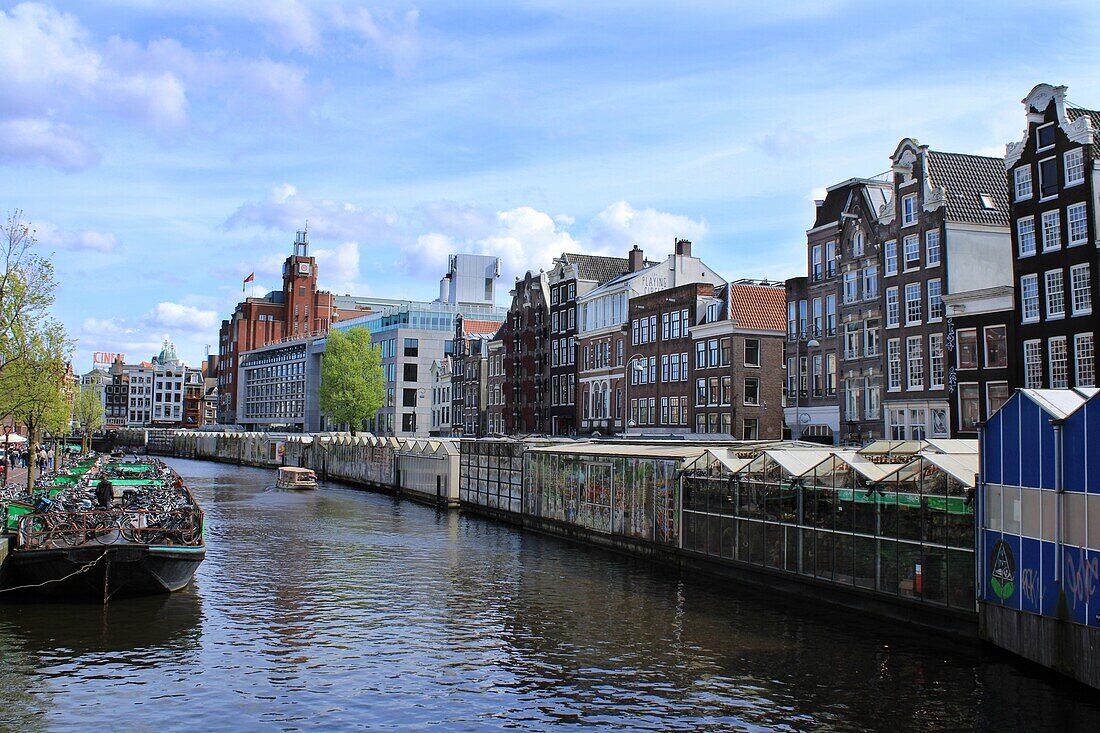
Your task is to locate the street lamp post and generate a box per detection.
[621,355,649,435]
[792,333,820,442]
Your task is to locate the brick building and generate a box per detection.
[1006,83,1098,393]
[502,271,550,434]
[690,282,786,438]
[450,315,501,437]
[486,332,506,435]
[546,253,632,435]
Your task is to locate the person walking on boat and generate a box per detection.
[96,477,114,509]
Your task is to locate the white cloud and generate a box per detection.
[145,301,220,333]
[584,201,706,256]
[0,118,98,170]
[224,183,396,242]
[332,6,421,74]
[35,220,118,252]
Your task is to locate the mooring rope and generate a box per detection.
[0,550,107,594]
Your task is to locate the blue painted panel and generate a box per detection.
[1063,406,1086,492]
[1040,409,1057,490]
[1021,397,1043,488]
[982,529,1021,609]
[1089,549,1100,628]
[1063,544,1093,625]
[1086,397,1100,494]
[1019,536,1042,615]
[1039,538,1059,617]
[984,415,1002,485]
[1001,397,1021,487]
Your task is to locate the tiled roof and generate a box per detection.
[462,319,504,336]
[561,253,630,284]
[925,151,1010,227]
[727,284,786,332]
[1066,106,1100,157]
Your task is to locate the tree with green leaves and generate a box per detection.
[73,384,105,452]
[4,327,72,490]
[0,210,62,381]
[319,327,384,435]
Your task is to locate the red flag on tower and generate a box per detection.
[243,272,255,292]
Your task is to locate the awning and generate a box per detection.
[1,434,27,444]
[759,448,839,478]
[802,424,833,438]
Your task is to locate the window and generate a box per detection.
[1038,157,1058,199]
[887,339,901,391]
[904,282,921,325]
[402,388,417,407]
[843,271,858,303]
[1021,274,1040,322]
[886,287,899,327]
[929,333,944,389]
[1045,269,1065,319]
[1036,122,1055,151]
[661,312,670,341]
[958,383,980,432]
[928,279,942,322]
[826,353,837,396]
[1042,210,1061,251]
[985,325,1008,368]
[852,230,865,256]
[404,338,419,357]
[1014,166,1032,201]
[811,244,822,281]
[825,295,837,335]
[786,357,796,399]
[957,329,978,369]
[1075,333,1095,387]
[744,378,759,405]
[1049,336,1069,389]
[844,323,860,360]
[720,337,732,366]
[903,235,920,271]
[696,341,706,369]
[812,298,822,336]
[404,363,418,382]
[1065,148,1085,186]
[1068,203,1088,245]
[812,355,823,397]
[825,240,837,277]
[1017,217,1036,257]
[742,419,759,441]
[863,265,878,299]
[1071,263,1092,316]
[864,319,880,357]
[902,194,918,226]
[845,379,859,418]
[1024,340,1043,388]
[925,230,941,266]
[906,336,923,390]
[708,339,719,368]
[885,240,897,275]
[987,382,1012,417]
[787,302,797,341]
[744,339,760,366]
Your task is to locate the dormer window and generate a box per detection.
[902,194,918,226]
[1036,122,1055,151]
[979,194,995,210]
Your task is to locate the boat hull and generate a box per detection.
[275,480,317,490]
[5,543,205,602]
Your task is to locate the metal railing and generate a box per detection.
[17,508,204,550]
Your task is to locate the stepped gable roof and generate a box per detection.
[925,150,1010,227]
[1066,106,1100,156]
[727,283,785,332]
[561,253,629,284]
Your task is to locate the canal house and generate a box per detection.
[979,387,1100,689]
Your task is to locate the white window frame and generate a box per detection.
[902,194,918,226]
[1070,263,1092,316]
[1074,333,1095,388]
[1023,340,1042,388]
[1041,209,1061,252]
[906,335,923,390]
[863,265,878,300]
[1049,336,1069,389]
[1017,216,1036,257]
[885,287,899,328]
[904,281,922,325]
[1067,202,1088,246]
[887,338,901,391]
[884,240,897,276]
[927,278,942,322]
[929,333,944,390]
[1021,274,1040,323]
[1064,148,1085,187]
[1045,269,1065,320]
[1014,165,1033,201]
[925,229,941,267]
[1035,121,1055,152]
[903,234,920,271]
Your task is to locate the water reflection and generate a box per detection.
[0,457,1096,732]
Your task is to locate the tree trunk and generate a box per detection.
[26,434,37,493]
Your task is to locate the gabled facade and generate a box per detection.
[429,357,452,437]
[450,316,498,437]
[1005,83,1099,393]
[878,139,1011,440]
[545,252,631,435]
[503,271,550,435]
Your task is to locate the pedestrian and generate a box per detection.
[46,447,54,471]
[37,447,47,474]
[95,477,114,509]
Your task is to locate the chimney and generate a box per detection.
[674,238,692,257]
[629,245,644,272]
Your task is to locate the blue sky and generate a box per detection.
[2,0,1099,370]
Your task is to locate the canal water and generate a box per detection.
[2,458,1099,732]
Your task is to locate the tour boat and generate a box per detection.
[0,458,205,603]
[275,466,317,490]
